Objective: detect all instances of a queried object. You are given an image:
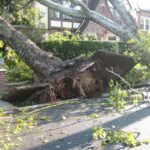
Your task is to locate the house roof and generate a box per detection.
[129,0,150,10]
[138,8,150,13]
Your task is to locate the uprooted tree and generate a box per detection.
[0,0,143,104]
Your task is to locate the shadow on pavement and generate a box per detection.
[28,105,150,150]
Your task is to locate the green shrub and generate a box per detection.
[39,31,130,60]
[124,33,150,86]
[40,40,129,60]
[124,63,150,85]
[3,47,33,82]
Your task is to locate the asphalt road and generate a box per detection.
[1,98,150,150]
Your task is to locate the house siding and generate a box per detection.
[81,0,113,40]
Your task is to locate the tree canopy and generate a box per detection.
[0,0,41,27]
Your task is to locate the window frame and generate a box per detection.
[140,17,150,31]
[48,0,83,29]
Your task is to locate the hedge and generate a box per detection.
[39,40,131,60]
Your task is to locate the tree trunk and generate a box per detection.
[0,16,62,80]
[4,50,135,104]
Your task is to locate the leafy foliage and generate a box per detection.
[3,48,33,82]
[1,0,45,44]
[0,108,37,150]
[0,107,52,149]
[123,34,150,85]
[92,126,141,148]
[10,7,41,26]
[108,80,143,111]
[39,31,130,60]
[0,1,44,82]
[0,41,4,59]
[137,32,150,62]
[0,40,4,49]
[0,0,34,15]
[125,63,150,85]
[108,80,128,112]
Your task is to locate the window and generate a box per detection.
[108,36,117,41]
[145,19,150,30]
[140,17,150,31]
[48,0,62,19]
[63,14,72,20]
[54,11,61,19]
[49,9,61,19]
[140,18,144,30]
[48,0,84,29]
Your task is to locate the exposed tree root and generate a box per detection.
[3,51,135,105]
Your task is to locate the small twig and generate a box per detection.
[106,67,144,97]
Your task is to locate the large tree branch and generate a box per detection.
[109,0,136,27]
[70,0,135,40]
[109,0,138,38]
[38,0,87,18]
[37,0,137,41]
[86,10,136,40]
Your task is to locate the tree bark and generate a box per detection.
[0,16,62,80]
[3,50,135,104]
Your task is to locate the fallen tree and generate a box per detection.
[3,50,135,104]
[0,0,140,104]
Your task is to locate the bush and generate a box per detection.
[0,31,132,82]
[124,34,150,85]
[40,40,129,60]
[3,47,33,82]
[124,62,150,85]
[39,31,130,60]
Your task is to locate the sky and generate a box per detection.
[130,0,150,9]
